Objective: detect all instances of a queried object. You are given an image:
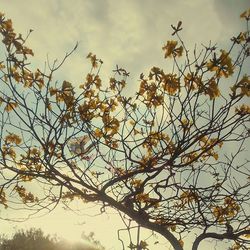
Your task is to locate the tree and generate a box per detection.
[0,228,56,250]
[0,8,249,250]
[0,228,104,250]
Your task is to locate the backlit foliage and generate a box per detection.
[0,228,104,250]
[0,9,250,250]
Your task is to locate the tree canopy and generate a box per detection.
[0,8,250,250]
[0,228,104,250]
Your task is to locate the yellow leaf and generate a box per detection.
[0,188,7,208]
[130,179,142,189]
[162,73,180,94]
[129,120,135,126]
[162,40,183,58]
[5,133,22,144]
[5,102,18,112]
[170,225,176,232]
[139,240,148,249]
[203,78,220,99]
[3,19,13,31]
[178,239,184,247]
[2,145,16,159]
[207,50,234,78]
[49,87,58,96]
[22,46,34,56]
[94,128,103,138]
[0,62,5,70]
[62,80,73,90]
[244,234,250,239]
[213,153,219,161]
[240,8,250,19]
[235,104,250,116]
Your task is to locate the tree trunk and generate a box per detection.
[101,194,184,250]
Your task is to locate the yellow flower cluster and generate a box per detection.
[139,155,158,169]
[0,188,7,208]
[10,67,44,89]
[184,73,221,99]
[2,145,16,159]
[162,40,183,58]
[178,239,184,247]
[139,80,164,107]
[78,102,96,122]
[181,136,223,165]
[235,104,250,116]
[130,179,142,189]
[184,73,202,91]
[80,73,102,90]
[15,185,38,204]
[203,78,220,99]
[86,52,99,68]
[109,77,126,91]
[180,191,198,205]
[181,119,193,131]
[231,75,250,97]
[0,61,5,70]
[162,73,180,95]
[136,192,159,208]
[199,136,223,160]
[142,131,175,157]
[4,102,18,112]
[138,71,180,107]
[50,81,75,111]
[207,50,234,78]
[0,13,34,57]
[62,191,82,201]
[181,152,198,165]
[5,133,22,144]
[231,31,248,44]
[18,147,42,172]
[212,197,240,223]
[240,8,250,20]
[231,243,241,250]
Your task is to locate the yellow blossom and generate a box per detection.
[204,78,220,99]
[2,145,16,159]
[62,81,73,91]
[0,188,7,208]
[170,225,176,232]
[235,104,250,116]
[162,40,183,58]
[136,193,150,203]
[212,197,240,223]
[207,50,234,78]
[238,75,250,97]
[180,191,198,204]
[162,73,180,94]
[86,52,98,68]
[130,179,142,189]
[240,8,250,19]
[94,128,103,138]
[178,239,184,247]
[5,102,18,112]
[5,133,22,144]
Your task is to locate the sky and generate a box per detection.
[0,1,249,249]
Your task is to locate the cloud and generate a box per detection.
[1,0,247,88]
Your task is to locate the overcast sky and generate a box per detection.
[0,1,249,249]
[1,0,249,86]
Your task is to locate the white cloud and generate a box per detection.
[1,0,247,85]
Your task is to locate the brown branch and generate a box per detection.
[192,230,250,250]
